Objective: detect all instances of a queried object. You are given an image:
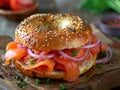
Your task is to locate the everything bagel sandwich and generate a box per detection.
[4,14,111,82]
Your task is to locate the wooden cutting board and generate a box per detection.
[0,25,120,90]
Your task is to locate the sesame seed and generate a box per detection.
[49,37,52,40]
[54,34,57,37]
[45,36,48,38]
[68,35,71,38]
[42,44,45,47]
[61,36,64,39]
[49,31,52,33]
[15,13,91,50]
[45,39,48,42]
[47,43,49,47]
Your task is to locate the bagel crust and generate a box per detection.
[15,14,92,50]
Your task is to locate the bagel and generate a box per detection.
[15,14,92,50]
[4,14,107,82]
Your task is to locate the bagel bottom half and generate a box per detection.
[14,54,97,80]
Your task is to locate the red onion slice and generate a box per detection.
[58,48,89,62]
[82,41,101,48]
[58,37,92,62]
[46,54,55,58]
[28,48,54,59]
[28,48,44,58]
[96,48,112,64]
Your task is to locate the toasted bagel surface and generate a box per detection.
[15,14,92,50]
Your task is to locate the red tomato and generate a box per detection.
[0,0,10,9]
[10,0,35,11]
[0,0,3,6]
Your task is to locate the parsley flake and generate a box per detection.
[59,84,68,90]
[17,81,28,88]
[36,78,41,85]
[29,59,36,65]
[71,50,79,56]
[46,78,50,84]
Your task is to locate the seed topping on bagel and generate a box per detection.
[15,14,92,50]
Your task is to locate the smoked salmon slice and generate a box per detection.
[55,56,79,82]
[24,59,55,72]
[4,42,27,65]
[4,34,108,82]
[6,42,18,50]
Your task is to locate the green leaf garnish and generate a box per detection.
[76,0,120,14]
[71,50,79,56]
[59,84,68,90]
[106,0,120,13]
[46,78,50,84]
[17,81,28,88]
[29,59,36,65]
[77,0,110,14]
[36,78,41,85]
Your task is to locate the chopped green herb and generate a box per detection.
[29,59,36,65]
[46,78,50,84]
[98,51,106,57]
[36,78,41,85]
[17,81,28,88]
[59,84,68,90]
[96,65,102,69]
[71,50,79,56]
[14,75,20,80]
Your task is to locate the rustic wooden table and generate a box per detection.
[0,0,120,90]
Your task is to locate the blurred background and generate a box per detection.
[0,0,120,40]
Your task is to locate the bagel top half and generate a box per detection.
[15,14,92,50]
